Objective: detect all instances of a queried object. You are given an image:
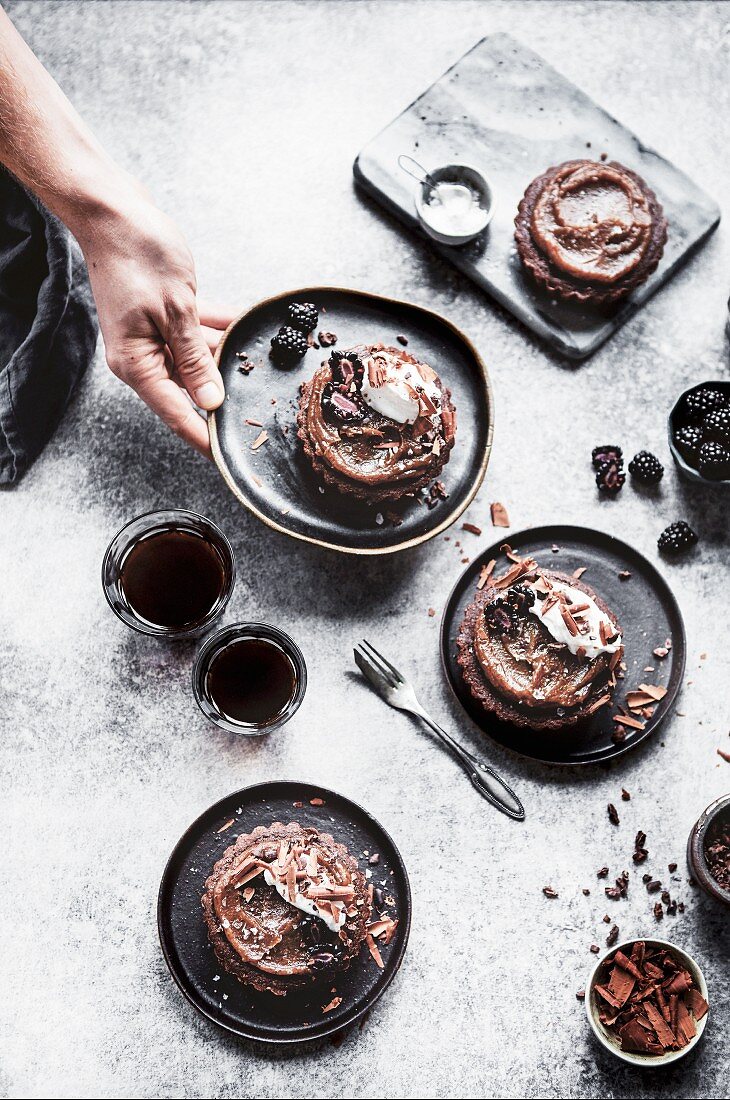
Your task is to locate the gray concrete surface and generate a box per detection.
[1,2,728,1098]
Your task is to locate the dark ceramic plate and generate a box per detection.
[440,526,686,766]
[209,287,493,554]
[158,781,411,1044]
[354,33,720,360]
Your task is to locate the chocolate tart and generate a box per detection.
[456,563,624,731]
[201,821,370,996]
[515,160,667,305]
[296,344,456,503]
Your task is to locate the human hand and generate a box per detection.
[76,190,233,455]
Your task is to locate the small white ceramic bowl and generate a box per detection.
[415,163,495,246]
[586,938,710,1067]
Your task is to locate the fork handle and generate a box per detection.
[418,712,525,820]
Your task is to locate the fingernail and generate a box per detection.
[196,380,224,409]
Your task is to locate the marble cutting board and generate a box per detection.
[354,33,721,359]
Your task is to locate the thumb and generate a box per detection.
[166,305,225,411]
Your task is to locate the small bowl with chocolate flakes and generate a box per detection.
[687,794,730,909]
[586,938,710,1066]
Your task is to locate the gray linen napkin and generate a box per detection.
[0,168,98,484]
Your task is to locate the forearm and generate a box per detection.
[0,7,135,237]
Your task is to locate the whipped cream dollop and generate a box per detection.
[263,867,346,934]
[527,580,622,660]
[359,350,441,426]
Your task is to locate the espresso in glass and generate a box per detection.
[102,510,235,638]
[193,624,307,735]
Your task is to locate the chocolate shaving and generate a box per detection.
[250,430,268,451]
[477,559,496,590]
[365,933,384,969]
[490,502,510,528]
[607,803,620,826]
[462,522,482,536]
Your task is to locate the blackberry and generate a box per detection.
[683,386,726,421]
[330,349,363,386]
[595,461,625,494]
[592,445,623,470]
[698,441,730,480]
[321,383,366,424]
[507,584,535,614]
[657,521,698,555]
[703,406,730,448]
[287,302,318,333]
[628,450,664,485]
[270,325,308,365]
[485,598,519,635]
[673,424,703,462]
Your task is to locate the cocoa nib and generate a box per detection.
[597,866,609,878]
[606,924,619,947]
[318,331,337,347]
[608,803,620,826]
[542,886,559,898]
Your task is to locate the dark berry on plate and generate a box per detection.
[330,350,363,387]
[595,461,625,494]
[485,598,519,635]
[592,445,623,469]
[697,441,730,480]
[703,406,730,448]
[270,325,308,365]
[628,450,664,484]
[507,583,536,614]
[287,302,318,333]
[683,386,726,421]
[321,383,366,424]
[673,424,703,462]
[657,521,698,555]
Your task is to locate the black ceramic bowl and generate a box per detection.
[668,380,730,488]
[687,794,730,909]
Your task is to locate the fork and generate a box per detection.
[354,640,525,821]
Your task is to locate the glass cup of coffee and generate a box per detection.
[192,623,307,735]
[102,509,236,639]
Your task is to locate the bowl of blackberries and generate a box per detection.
[669,381,730,487]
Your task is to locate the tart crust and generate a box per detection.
[456,569,623,731]
[296,345,456,504]
[202,821,370,996]
[514,160,667,305]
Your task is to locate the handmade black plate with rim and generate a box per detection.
[440,526,686,766]
[210,287,493,554]
[158,781,411,1043]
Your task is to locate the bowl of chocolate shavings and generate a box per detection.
[586,938,710,1066]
